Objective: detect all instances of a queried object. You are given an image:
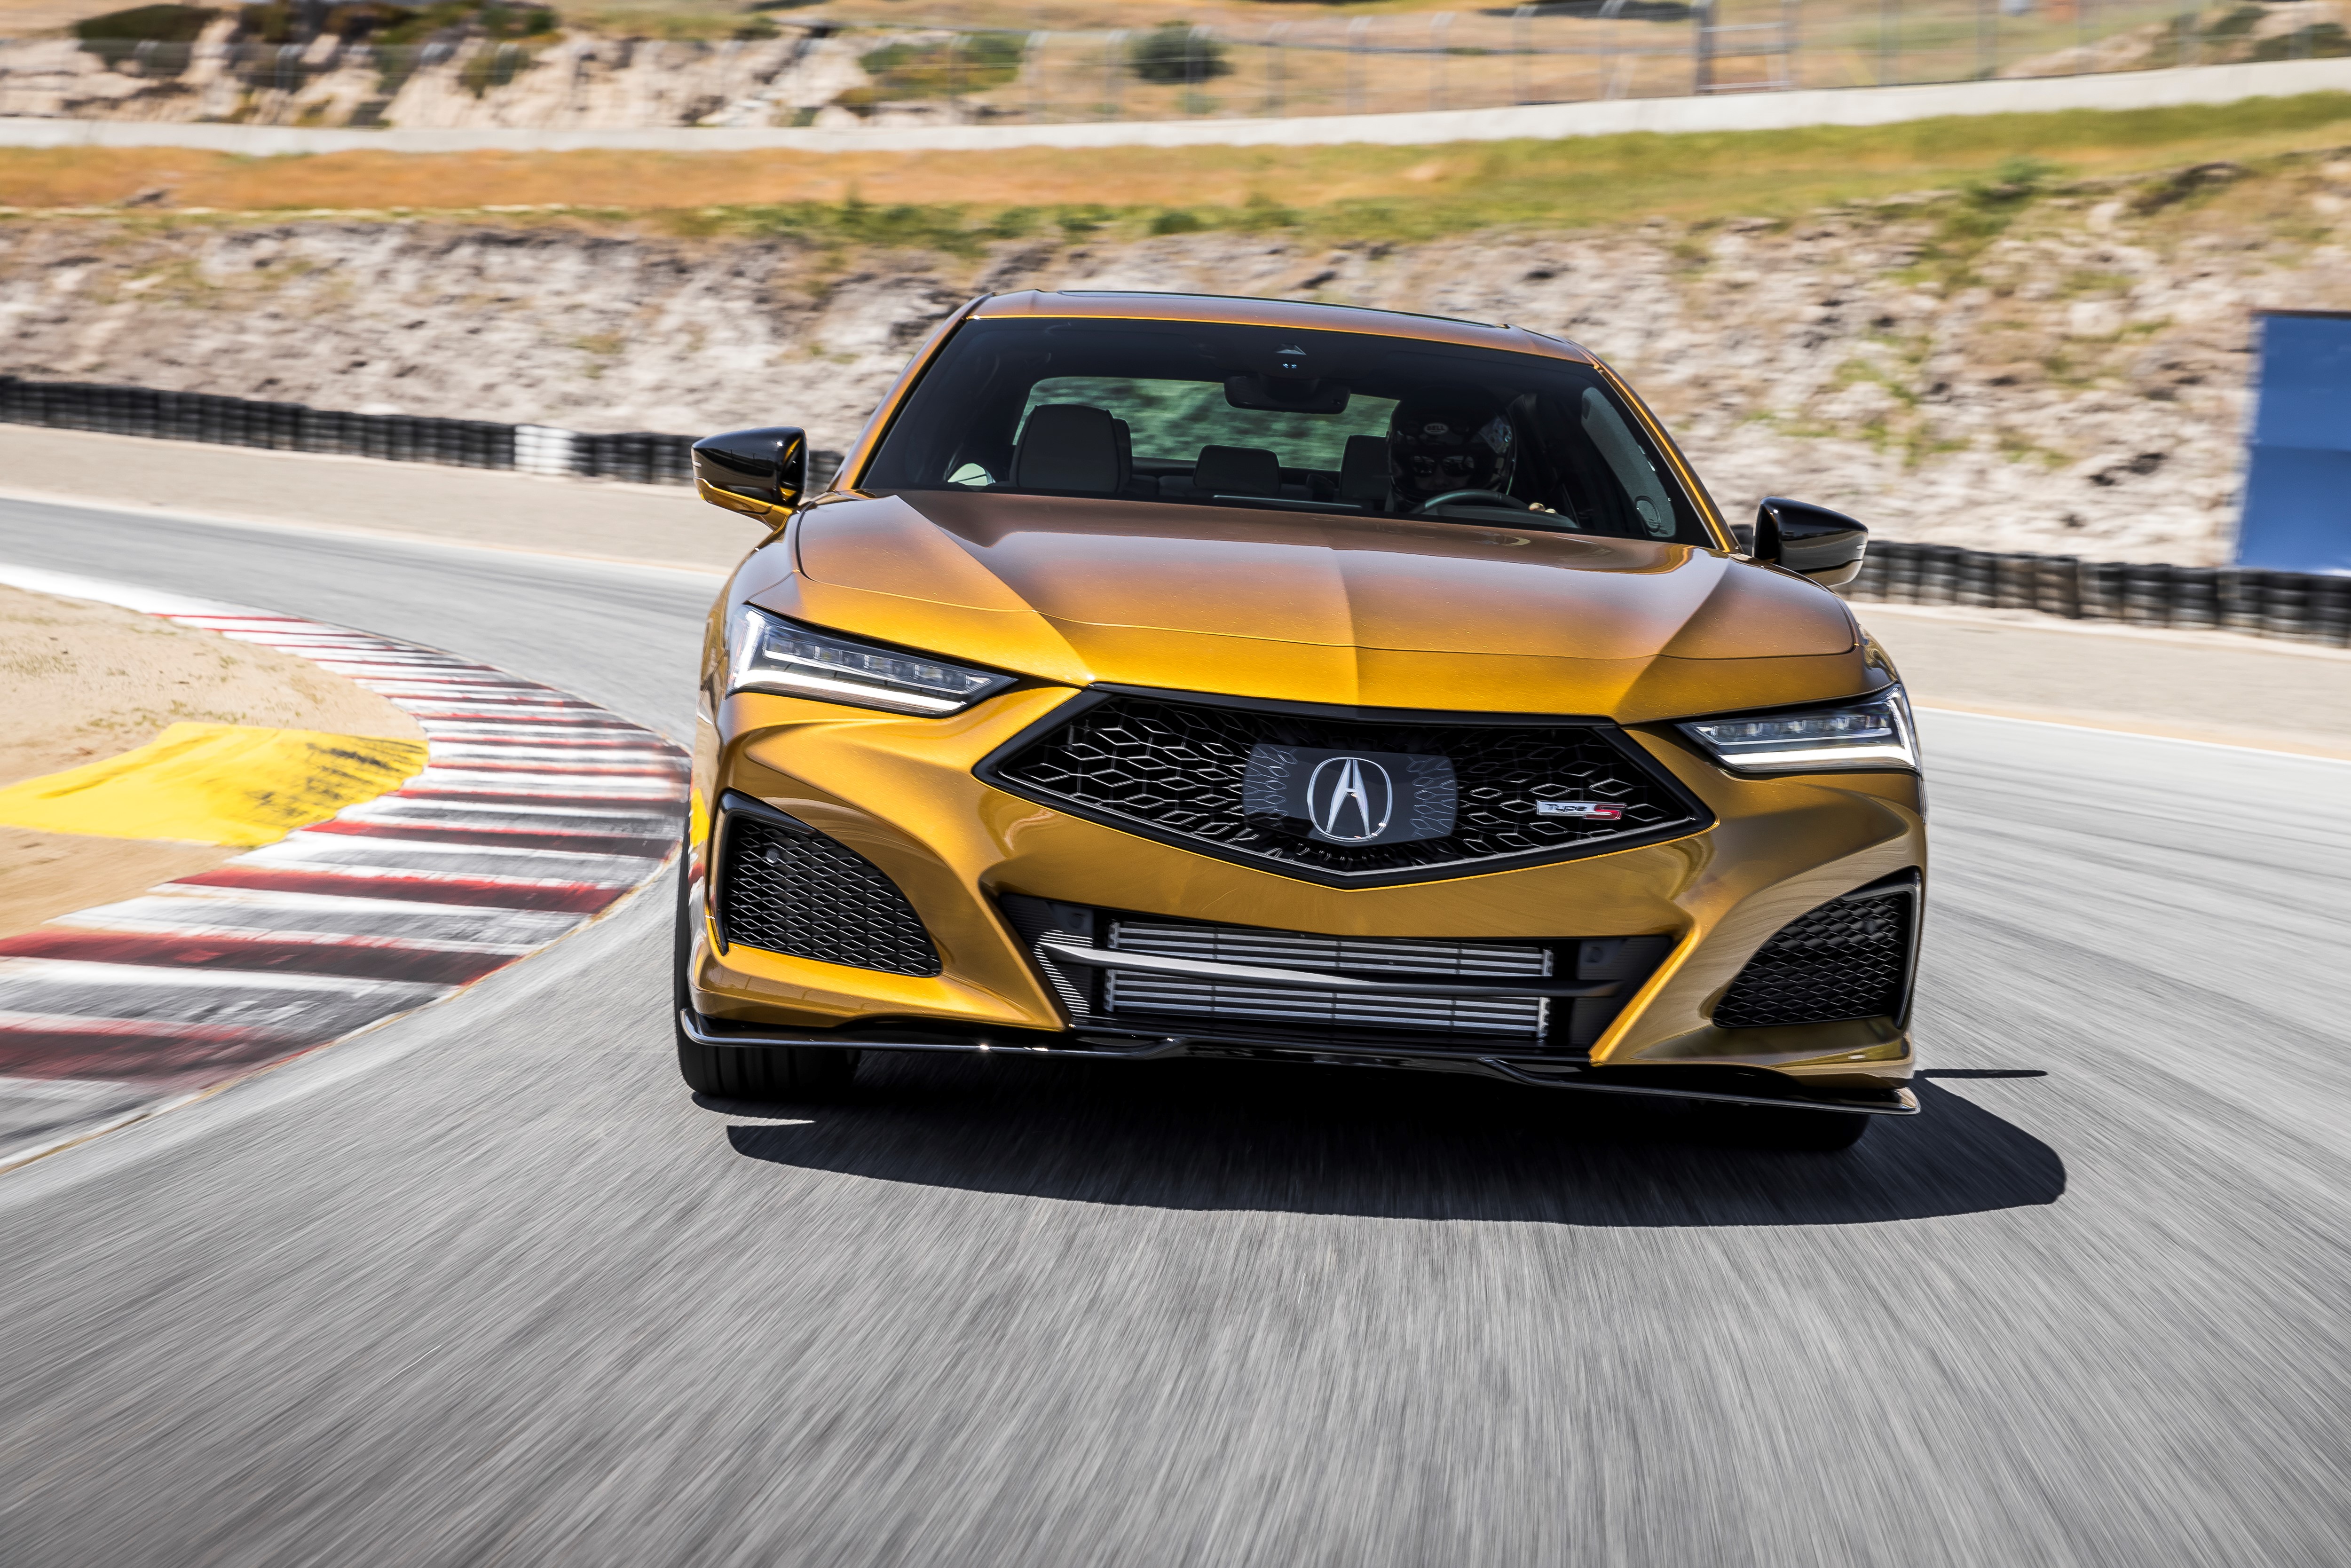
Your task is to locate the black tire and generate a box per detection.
[677,1036,861,1101]
[1699,1102,1874,1151]
[672,816,861,1102]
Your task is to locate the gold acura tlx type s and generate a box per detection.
[677,291,1924,1150]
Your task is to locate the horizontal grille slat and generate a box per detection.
[1104,974,1545,1037]
[1108,922,1551,977]
[1103,919,1547,1037]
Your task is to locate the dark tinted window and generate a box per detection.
[861,316,1712,544]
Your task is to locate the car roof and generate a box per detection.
[971,290,1598,364]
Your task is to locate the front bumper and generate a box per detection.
[677,1008,1919,1115]
[688,686,1925,1095]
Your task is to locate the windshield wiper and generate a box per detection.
[1211,494,1364,513]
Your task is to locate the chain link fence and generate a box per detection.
[2,1,2344,130]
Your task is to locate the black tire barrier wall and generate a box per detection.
[1846,540,2351,647]
[0,376,847,492]
[6,376,2334,644]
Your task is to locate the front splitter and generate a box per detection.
[680,1009,1918,1116]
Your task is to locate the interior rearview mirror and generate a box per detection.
[1751,496,1868,587]
[691,426,809,522]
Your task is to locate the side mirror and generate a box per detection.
[1752,496,1868,587]
[691,426,808,522]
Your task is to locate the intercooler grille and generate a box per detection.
[717,809,941,977]
[1102,922,1548,1038]
[1712,886,1914,1029]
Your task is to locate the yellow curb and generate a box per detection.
[0,723,429,846]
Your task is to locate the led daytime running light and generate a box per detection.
[1678,686,1920,775]
[728,607,1015,716]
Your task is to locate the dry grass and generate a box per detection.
[5,92,2351,239]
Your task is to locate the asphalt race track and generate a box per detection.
[4,496,2350,1567]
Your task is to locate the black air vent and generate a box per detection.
[981,692,1708,887]
[999,895,1670,1055]
[717,804,940,977]
[1712,881,1917,1029]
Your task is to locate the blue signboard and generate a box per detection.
[2237,312,2351,573]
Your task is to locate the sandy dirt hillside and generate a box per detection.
[3,148,2349,561]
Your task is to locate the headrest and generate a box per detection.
[1338,434,1389,503]
[1193,445,1282,497]
[1013,404,1122,492]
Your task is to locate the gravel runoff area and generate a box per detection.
[4,425,2347,759]
[0,577,424,941]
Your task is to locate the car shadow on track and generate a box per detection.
[719,1055,2064,1226]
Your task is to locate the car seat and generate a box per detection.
[1190,445,1283,498]
[1338,434,1390,508]
[1012,405,1127,493]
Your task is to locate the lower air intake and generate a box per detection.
[1712,882,1916,1029]
[997,896,1673,1053]
[1104,922,1547,1039]
[718,806,940,977]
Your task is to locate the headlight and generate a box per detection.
[1676,685,1920,775]
[727,606,1016,716]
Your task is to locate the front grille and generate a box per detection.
[981,693,1706,887]
[717,806,941,976]
[1712,884,1915,1029]
[998,895,1670,1053]
[1105,922,1548,1038]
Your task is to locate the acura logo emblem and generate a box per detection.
[1306,756,1393,843]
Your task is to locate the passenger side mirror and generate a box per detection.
[1752,497,1868,588]
[691,426,809,522]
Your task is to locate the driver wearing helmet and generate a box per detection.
[1388,389,1518,509]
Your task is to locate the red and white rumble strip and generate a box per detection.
[0,567,687,1170]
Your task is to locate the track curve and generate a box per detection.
[3,497,2350,1567]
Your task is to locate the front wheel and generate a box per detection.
[673,818,861,1102]
[677,1037,861,1102]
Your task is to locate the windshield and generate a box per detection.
[860,315,1715,544]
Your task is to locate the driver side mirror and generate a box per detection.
[1751,497,1868,588]
[691,426,808,523]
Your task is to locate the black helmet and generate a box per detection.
[1389,389,1516,504]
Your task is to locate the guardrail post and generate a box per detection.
[1429,12,1451,111]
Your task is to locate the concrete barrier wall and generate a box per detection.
[3,55,2350,155]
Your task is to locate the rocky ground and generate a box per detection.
[4,148,2348,561]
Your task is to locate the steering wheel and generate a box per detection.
[1418,489,1529,512]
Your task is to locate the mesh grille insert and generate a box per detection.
[985,694,1704,883]
[1713,888,1912,1029]
[718,810,940,977]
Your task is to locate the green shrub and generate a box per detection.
[72,4,217,42]
[843,32,1023,104]
[1128,23,1229,86]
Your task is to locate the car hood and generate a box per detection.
[746,491,1871,722]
